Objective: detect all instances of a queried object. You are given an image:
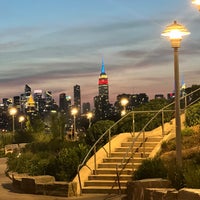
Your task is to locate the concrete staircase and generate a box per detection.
[81,135,163,194]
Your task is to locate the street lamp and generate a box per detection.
[9,107,17,134]
[120,98,129,116]
[19,116,25,129]
[161,20,190,167]
[192,0,200,11]
[86,112,93,128]
[71,107,78,140]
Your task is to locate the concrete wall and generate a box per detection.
[12,174,77,197]
[127,179,200,200]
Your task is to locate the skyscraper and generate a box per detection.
[74,84,81,113]
[94,59,111,120]
[98,58,109,101]
[59,93,67,112]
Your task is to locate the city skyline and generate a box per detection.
[0,0,199,104]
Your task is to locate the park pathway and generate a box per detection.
[0,157,109,200]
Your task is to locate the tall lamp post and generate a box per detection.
[161,21,190,167]
[120,98,129,116]
[71,107,78,140]
[19,116,25,129]
[192,0,200,11]
[9,107,17,134]
[86,112,93,128]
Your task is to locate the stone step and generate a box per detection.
[103,157,144,163]
[110,152,150,158]
[94,168,135,175]
[88,174,132,181]
[121,141,159,148]
[84,180,127,187]
[127,137,162,143]
[115,146,154,152]
[98,162,140,169]
[82,186,126,194]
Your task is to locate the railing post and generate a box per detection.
[162,110,165,137]
[109,129,111,157]
[184,95,187,112]
[143,131,145,158]
[131,146,134,172]
[94,145,97,174]
[77,169,82,195]
[132,112,135,137]
[116,164,121,195]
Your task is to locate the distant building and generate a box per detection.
[26,94,36,114]
[59,93,67,112]
[82,102,90,114]
[98,58,109,101]
[94,59,111,120]
[155,94,165,99]
[59,93,72,114]
[167,93,175,100]
[74,84,81,114]
[34,89,43,111]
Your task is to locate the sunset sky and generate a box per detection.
[0,0,199,105]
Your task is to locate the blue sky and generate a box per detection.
[0,0,199,104]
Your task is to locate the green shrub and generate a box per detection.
[181,127,195,137]
[133,157,167,180]
[184,163,200,188]
[0,133,14,148]
[166,159,185,190]
[160,140,176,154]
[185,102,200,127]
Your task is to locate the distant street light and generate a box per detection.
[161,20,190,167]
[192,0,200,11]
[19,116,25,129]
[71,107,78,140]
[120,98,129,116]
[9,107,17,134]
[86,112,93,128]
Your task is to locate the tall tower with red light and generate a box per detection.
[98,58,109,101]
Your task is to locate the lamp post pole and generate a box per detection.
[71,107,78,140]
[19,116,25,129]
[162,20,190,167]
[120,98,129,116]
[174,46,182,166]
[9,107,17,135]
[87,112,93,128]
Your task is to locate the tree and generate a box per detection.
[50,112,66,139]
[186,101,200,127]
[85,120,115,147]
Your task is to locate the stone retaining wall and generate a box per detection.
[127,179,200,200]
[12,174,77,197]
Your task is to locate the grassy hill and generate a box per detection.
[133,125,200,189]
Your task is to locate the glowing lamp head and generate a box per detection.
[161,21,190,48]
[121,110,126,116]
[9,107,17,116]
[192,0,200,11]
[86,112,93,119]
[19,116,25,123]
[71,107,78,116]
[120,98,129,107]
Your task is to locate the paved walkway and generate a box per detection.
[0,158,115,200]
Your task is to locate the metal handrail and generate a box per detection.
[112,88,200,193]
[77,87,200,194]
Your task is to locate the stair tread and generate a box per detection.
[80,133,163,194]
[85,180,128,183]
[83,186,126,188]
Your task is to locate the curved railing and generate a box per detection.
[77,87,200,194]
